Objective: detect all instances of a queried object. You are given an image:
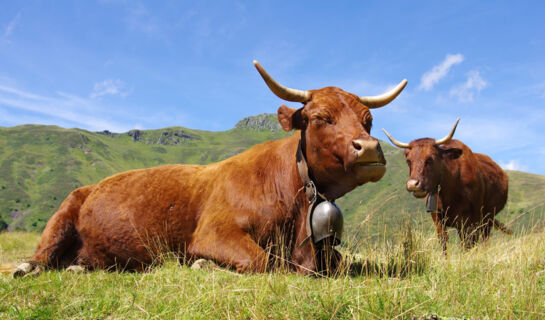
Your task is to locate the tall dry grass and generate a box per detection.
[0,217,544,319]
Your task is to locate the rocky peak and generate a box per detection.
[128,129,143,141]
[234,113,282,132]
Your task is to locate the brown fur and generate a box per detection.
[26,87,388,274]
[403,138,509,252]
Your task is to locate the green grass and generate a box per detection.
[1,225,545,319]
[0,232,40,264]
[1,114,545,318]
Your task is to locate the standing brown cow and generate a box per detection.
[383,119,511,253]
[12,61,407,276]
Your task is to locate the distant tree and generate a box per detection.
[0,219,7,232]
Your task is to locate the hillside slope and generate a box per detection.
[0,114,543,239]
[0,115,287,230]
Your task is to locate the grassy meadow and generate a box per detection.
[1,221,545,319]
[1,114,545,319]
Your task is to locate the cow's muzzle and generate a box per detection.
[349,138,386,183]
[350,138,386,167]
[406,179,427,198]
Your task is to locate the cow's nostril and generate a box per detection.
[352,141,362,151]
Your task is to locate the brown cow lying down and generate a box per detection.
[12,61,407,276]
[383,119,511,253]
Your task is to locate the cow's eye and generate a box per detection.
[314,116,333,125]
[425,158,433,166]
[406,160,412,167]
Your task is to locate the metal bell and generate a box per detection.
[426,193,438,213]
[311,201,343,245]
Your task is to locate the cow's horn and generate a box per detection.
[435,118,461,145]
[382,128,410,148]
[253,60,310,103]
[359,79,408,109]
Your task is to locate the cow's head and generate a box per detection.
[382,119,461,198]
[254,61,407,199]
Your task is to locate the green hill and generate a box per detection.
[0,114,544,240]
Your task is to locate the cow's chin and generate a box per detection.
[412,190,427,198]
[352,164,386,184]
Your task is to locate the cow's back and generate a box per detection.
[441,140,481,203]
[439,140,495,225]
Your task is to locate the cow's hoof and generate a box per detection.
[12,262,41,278]
[66,265,86,273]
[191,258,217,270]
[25,265,43,278]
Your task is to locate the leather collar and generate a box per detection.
[296,134,328,248]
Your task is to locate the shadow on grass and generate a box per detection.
[347,256,427,278]
[345,222,431,278]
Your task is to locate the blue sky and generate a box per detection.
[0,1,544,174]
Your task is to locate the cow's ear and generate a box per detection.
[278,105,305,131]
[440,147,462,160]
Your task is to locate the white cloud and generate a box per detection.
[500,160,528,172]
[449,70,487,102]
[0,83,130,132]
[90,79,129,99]
[0,84,49,100]
[419,54,464,91]
[3,13,20,38]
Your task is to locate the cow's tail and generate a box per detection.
[493,219,513,235]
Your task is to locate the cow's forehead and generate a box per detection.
[307,87,369,117]
[410,138,435,146]
[407,139,439,156]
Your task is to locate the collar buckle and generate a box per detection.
[305,181,317,204]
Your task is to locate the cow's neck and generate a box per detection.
[437,164,456,204]
[280,133,320,272]
[271,133,313,213]
[297,130,346,200]
[296,132,328,202]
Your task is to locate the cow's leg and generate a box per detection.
[314,240,343,275]
[66,265,87,273]
[12,261,43,278]
[13,212,79,277]
[456,228,467,249]
[430,212,448,255]
[13,187,91,277]
[188,228,268,273]
[190,258,219,270]
[480,220,493,242]
[30,217,80,268]
[466,229,479,249]
[458,225,478,250]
